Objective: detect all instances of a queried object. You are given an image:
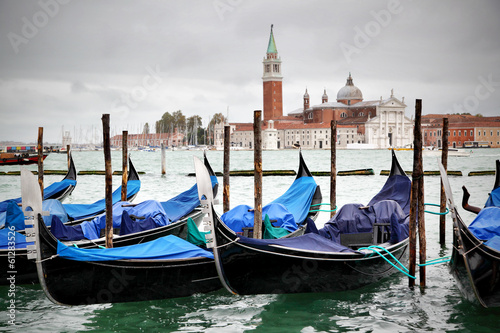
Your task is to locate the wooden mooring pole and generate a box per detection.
[161,142,166,175]
[223,125,230,213]
[408,99,426,287]
[253,110,263,239]
[440,118,449,245]
[330,120,337,218]
[121,130,128,202]
[416,102,426,287]
[102,114,113,248]
[37,127,44,199]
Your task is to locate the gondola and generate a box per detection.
[0,154,77,229]
[220,151,322,238]
[440,159,500,307]
[197,150,411,295]
[21,168,220,305]
[0,153,217,285]
[62,156,141,221]
[14,153,77,202]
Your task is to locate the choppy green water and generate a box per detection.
[1,148,500,332]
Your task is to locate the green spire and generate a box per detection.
[267,24,278,54]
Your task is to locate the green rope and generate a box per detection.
[417,256,451,267]
[424,203,449,215]
[309,205,337,213]
[358,245,416,279]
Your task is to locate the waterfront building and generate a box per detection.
[422,114,500,148]
[214,26,414,150]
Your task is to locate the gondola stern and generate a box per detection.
[20,167,63,305]
[389,149,406,177]
[127,156,140,181]
[62,153,77,182]
[296,150,313,179]
[193,156,239,295]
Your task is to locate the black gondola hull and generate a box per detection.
[0,209,203,285]
[36,214,221,305]
[213,215,409,295]
[450,215,500,307]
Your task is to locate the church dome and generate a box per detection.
[336,73,363,103]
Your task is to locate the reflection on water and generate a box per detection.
[1,149,499,332]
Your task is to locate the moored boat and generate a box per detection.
[440,159,500,307]
[196,150,411,295]
[0,153,217,285]
[220,151,322,238]
[26,173,220,305]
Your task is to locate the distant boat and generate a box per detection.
[423,147,471,157]
[0,152,48,165]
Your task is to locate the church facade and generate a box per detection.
[214,26,414,150]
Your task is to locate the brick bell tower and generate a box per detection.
[262,24,283,121]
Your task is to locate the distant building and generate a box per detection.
[215,26,414,150]
[110,131,184,148]
[422,114,500,148]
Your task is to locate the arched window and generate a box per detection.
[359,112,364,117]
[340,112,347,118]
[308,113,313,119]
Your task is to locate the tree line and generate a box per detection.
[154,110,225,146]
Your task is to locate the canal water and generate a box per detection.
[1,148,499,332]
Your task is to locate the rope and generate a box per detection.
[358,245,416,279]
[213,237,240,249]
[417,256,451,266]
[36,254,59,263]
[309,204,337,213]
[424,203,449,215]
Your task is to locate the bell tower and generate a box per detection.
[262,25,283,121]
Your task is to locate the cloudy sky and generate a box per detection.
[1,0,499,143]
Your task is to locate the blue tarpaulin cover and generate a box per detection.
[0,228,33,249]
[367,174,412,215]
[469,206,500,251]
[237,232,357,253]
[50,175,218,241]
[221,176,317,232]
[318,172,411,245]
[51,215,84,241]
[161,175,218,223]
[485,187,500,208]
[78,199,167,240]
[63,179,141,220]
[318,200,409,244]
[1,199,69,230]
[119,210,158,236]
[7,179,77,205]
[56,234,214,261]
